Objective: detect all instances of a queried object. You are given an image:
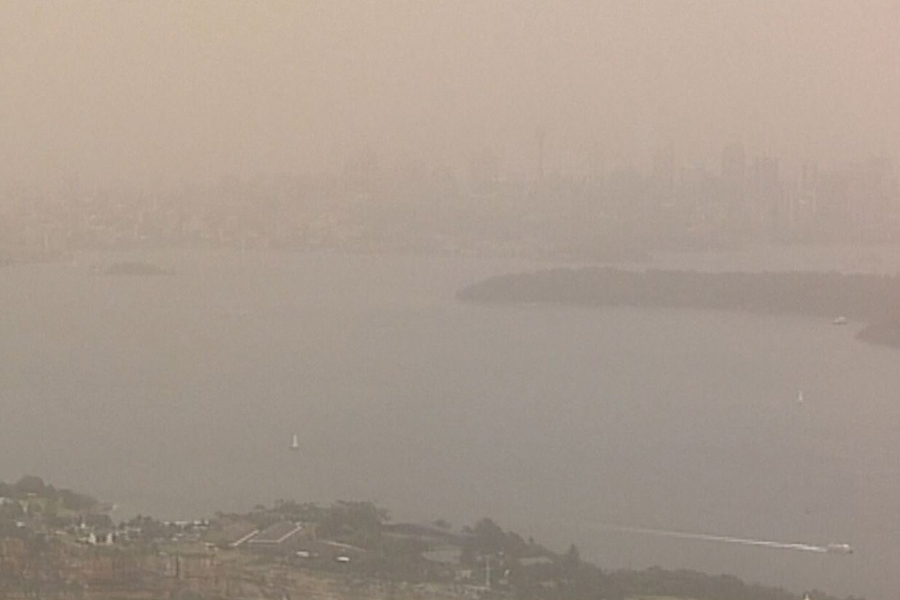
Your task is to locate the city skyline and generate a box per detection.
[2,1,899,185]
[2,139,897,267]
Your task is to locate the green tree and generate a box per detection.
[563,544,580,569]
[473,518,506,554]
[14,476,45,495]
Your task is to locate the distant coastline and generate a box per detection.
[458,267,900,349]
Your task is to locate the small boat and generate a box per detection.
[290,434,300,450]
[797,390,804,405]
[825,542,853,554]
[833,316,848,325]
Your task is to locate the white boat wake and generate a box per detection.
[589,523,831,554]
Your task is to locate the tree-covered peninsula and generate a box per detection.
[458,268,900,349]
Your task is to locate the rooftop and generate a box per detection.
[247,521,304,545]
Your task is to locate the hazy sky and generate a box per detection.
[1,1,898,185]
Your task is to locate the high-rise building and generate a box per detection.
[469,149,499,195]
[721,143,747,233]
[652,145,675,198]
[748,155,781,236]
[721,143,746,185]
[535,127,546,183]
[795,161,819,236]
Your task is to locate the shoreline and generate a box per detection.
[0,476,858,600]
[458,267,900,349]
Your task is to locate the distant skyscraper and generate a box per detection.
[536,127,546,182]
[749,155,781,236]
[343,148,380,194]
[721,143,747,231]
[470,149,499,194]
[721,143,746,188]
[652,145,675,194]
[799,162,819,214]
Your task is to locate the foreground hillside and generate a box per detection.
[0,476,856,600]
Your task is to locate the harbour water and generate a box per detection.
[1,246,898,599]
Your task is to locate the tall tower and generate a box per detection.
[721,143,746,189]
[536,127,546,182]
[721,143,747,231]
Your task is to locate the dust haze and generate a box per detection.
[1,1,898,184]
[2,3,899,600]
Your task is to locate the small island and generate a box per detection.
[458,267,900,349]
[101,261,174,276]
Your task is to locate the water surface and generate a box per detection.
[1,247,897,599]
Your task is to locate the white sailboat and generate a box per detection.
[290,434,300,450]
